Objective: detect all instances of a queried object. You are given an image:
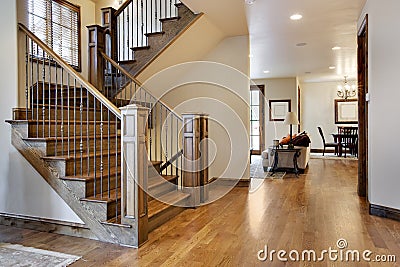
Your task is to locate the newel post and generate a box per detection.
[121,104,149,247]
[182,113,209,207]
[101,7,117,60]
[87,25,105,90]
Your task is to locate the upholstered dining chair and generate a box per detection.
[317,126,339,156]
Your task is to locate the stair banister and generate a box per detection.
[18,23,120,118]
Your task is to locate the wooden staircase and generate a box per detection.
[8,0,206,246]
[117,3,199,77]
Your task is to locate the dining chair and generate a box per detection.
[342,135,358,158]
[317,126,339,156]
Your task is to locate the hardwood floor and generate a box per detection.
[1,158,400,266]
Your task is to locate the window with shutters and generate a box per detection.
[27,0,81,71]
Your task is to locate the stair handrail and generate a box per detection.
[114,0,133,16]
[100,51,183,122]
[18,23,121,119]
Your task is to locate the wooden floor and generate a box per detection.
[1,158,400,266]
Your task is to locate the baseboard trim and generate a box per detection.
[369,204,400,222]
[0,212,97,240]
[209,177,250,187]
[311,148,335,153]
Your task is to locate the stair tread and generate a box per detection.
[148,191,190,219]
[144,31,165,37]
[102,216,131,228]
[61,167,121,181]
[42,149,120,161]
[82,188,121,203]
[131,46,150,51]
[159,16,180,22]
[148,175,178,190]
[23,134,119,142]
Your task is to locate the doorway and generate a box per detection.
[250,85,265,155]
[357,14,368,198]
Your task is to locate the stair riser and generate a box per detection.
[28,123,118,138]
[44,137,121,156]
[86,175,120,198]
[80,200,121,221]
[29,107,104,121]
[30,87,81,99]
[32,96,91,106]
[63,153,119,176]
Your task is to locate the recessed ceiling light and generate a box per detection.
[329,66,336,70]
[290,14,303,20]
[245,0,256,4]
[332,46,341,50]
[263,70,270,74]
[296,42,307,47]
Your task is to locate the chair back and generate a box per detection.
[317,126,326,145]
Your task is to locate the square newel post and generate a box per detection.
[101,7,117,60]
[87,25,105,90]
[182,113,209,207]
[120,104,149,247]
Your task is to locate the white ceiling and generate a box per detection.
[184,0,366,83]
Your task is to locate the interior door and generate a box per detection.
[250,85,265,155]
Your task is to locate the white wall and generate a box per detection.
[252,78,297,148]
[300,81,357,149]
[359,0,400,210]
[0,0,83,223]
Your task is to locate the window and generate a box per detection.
[28,0,81,71]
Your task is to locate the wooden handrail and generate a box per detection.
[114,0,133,17]
[18,23,121,119]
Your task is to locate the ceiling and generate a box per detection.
[184,0,366,83]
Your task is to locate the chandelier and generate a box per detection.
[337,76,356,99]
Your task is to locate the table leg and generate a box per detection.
[272,149,279,173]
[293,151,301,177]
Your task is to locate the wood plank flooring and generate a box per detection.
[1,158,400,266]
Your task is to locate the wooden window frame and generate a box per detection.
[27,0,82,72]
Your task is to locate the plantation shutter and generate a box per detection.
[27,0,81,71]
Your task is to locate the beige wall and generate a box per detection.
[359,0,400,210]
[17,0,96,80]
[252,78,297,149]
[0,0,83,223]
[299,81,357,149]
[147,35,250,179]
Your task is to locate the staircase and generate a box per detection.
[7,0,207,247]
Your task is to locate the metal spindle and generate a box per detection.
[100,104,104,198]
[107,110,111,199]
[42,50,45,138]
[55,62,58,156]
[87,90,90,177]
[141,0,144,46]
[67,73,70,156]
[30,39,34,121]
[93,100,97,196]
[25,36,29,120]
[61,69,64,155]
[73,79,77,176]
[48,56,51,137]
[136,0,139,48]
[80,85,83,176]
[36,44,39,135]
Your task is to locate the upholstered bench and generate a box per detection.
[262,145,310,172]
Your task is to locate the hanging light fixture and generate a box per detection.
[337,76,357,99]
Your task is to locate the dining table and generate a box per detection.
[331,133,358,157]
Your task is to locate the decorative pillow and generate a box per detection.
[292,132,311,147]
[280,134,297,145]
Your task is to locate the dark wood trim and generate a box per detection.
[114,0,133,17]
[334,99,358,124]
[370,204,400,222]
[0,212,96,240]
[311,148,336,154]
[297,85,301,133]
[268,99,291,121]
[250,85,265,154]
[357,14,368,197]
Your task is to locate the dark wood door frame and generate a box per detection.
[357,14,368,198]
[250,85,265,155]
